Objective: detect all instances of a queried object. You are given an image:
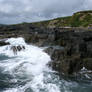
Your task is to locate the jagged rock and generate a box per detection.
[11,45,25,54]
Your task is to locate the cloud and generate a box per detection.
[0,0,92,24]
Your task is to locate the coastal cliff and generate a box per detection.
[0,10,92,79]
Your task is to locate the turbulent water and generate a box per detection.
[0,37,92,92]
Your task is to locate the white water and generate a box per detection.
[0,37,61,92]
[1,37,91,92]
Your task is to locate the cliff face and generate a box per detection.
[0,24,92,78]
[45,30,92,77]
[0,10,92,80]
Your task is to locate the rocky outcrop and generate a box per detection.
[44,30,92,79]
[0,23,92,79]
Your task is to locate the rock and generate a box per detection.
[0,41,10,46]
[11,46,17,54]
[11,45,25,54]
[45,41,92,77]
[83,58,92,70]
[45,46,82,75]
[44,46,64,60]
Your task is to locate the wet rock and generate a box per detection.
[0,41,10,46]
[45,42,92,77]
[11,45,25,54]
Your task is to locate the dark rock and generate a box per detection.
[45,46,83,75]
[11,45,25,54]
[0,41,10,46]
[83,58,92,70]
[45,40,92,77]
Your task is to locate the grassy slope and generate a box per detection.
[31,10,92,28]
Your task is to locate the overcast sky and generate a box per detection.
[0,0,92,24]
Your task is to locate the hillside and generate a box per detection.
[32,10,92,28]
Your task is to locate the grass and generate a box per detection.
[31,10,92,28]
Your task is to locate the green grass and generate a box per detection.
[31,10,92,28]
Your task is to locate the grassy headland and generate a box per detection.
[31,10,92,28]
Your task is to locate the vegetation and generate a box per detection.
[32,10,92,28]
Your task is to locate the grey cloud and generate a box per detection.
[0,0,92,24]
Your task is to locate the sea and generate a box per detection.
[0,37,92,92]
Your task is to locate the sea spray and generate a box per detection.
[0,37,61,92]
[0,37,91,92]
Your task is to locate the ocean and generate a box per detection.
[0,37,92,92]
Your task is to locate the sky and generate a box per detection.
[0,0,92,24]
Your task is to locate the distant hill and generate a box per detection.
[31,10,92,28]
